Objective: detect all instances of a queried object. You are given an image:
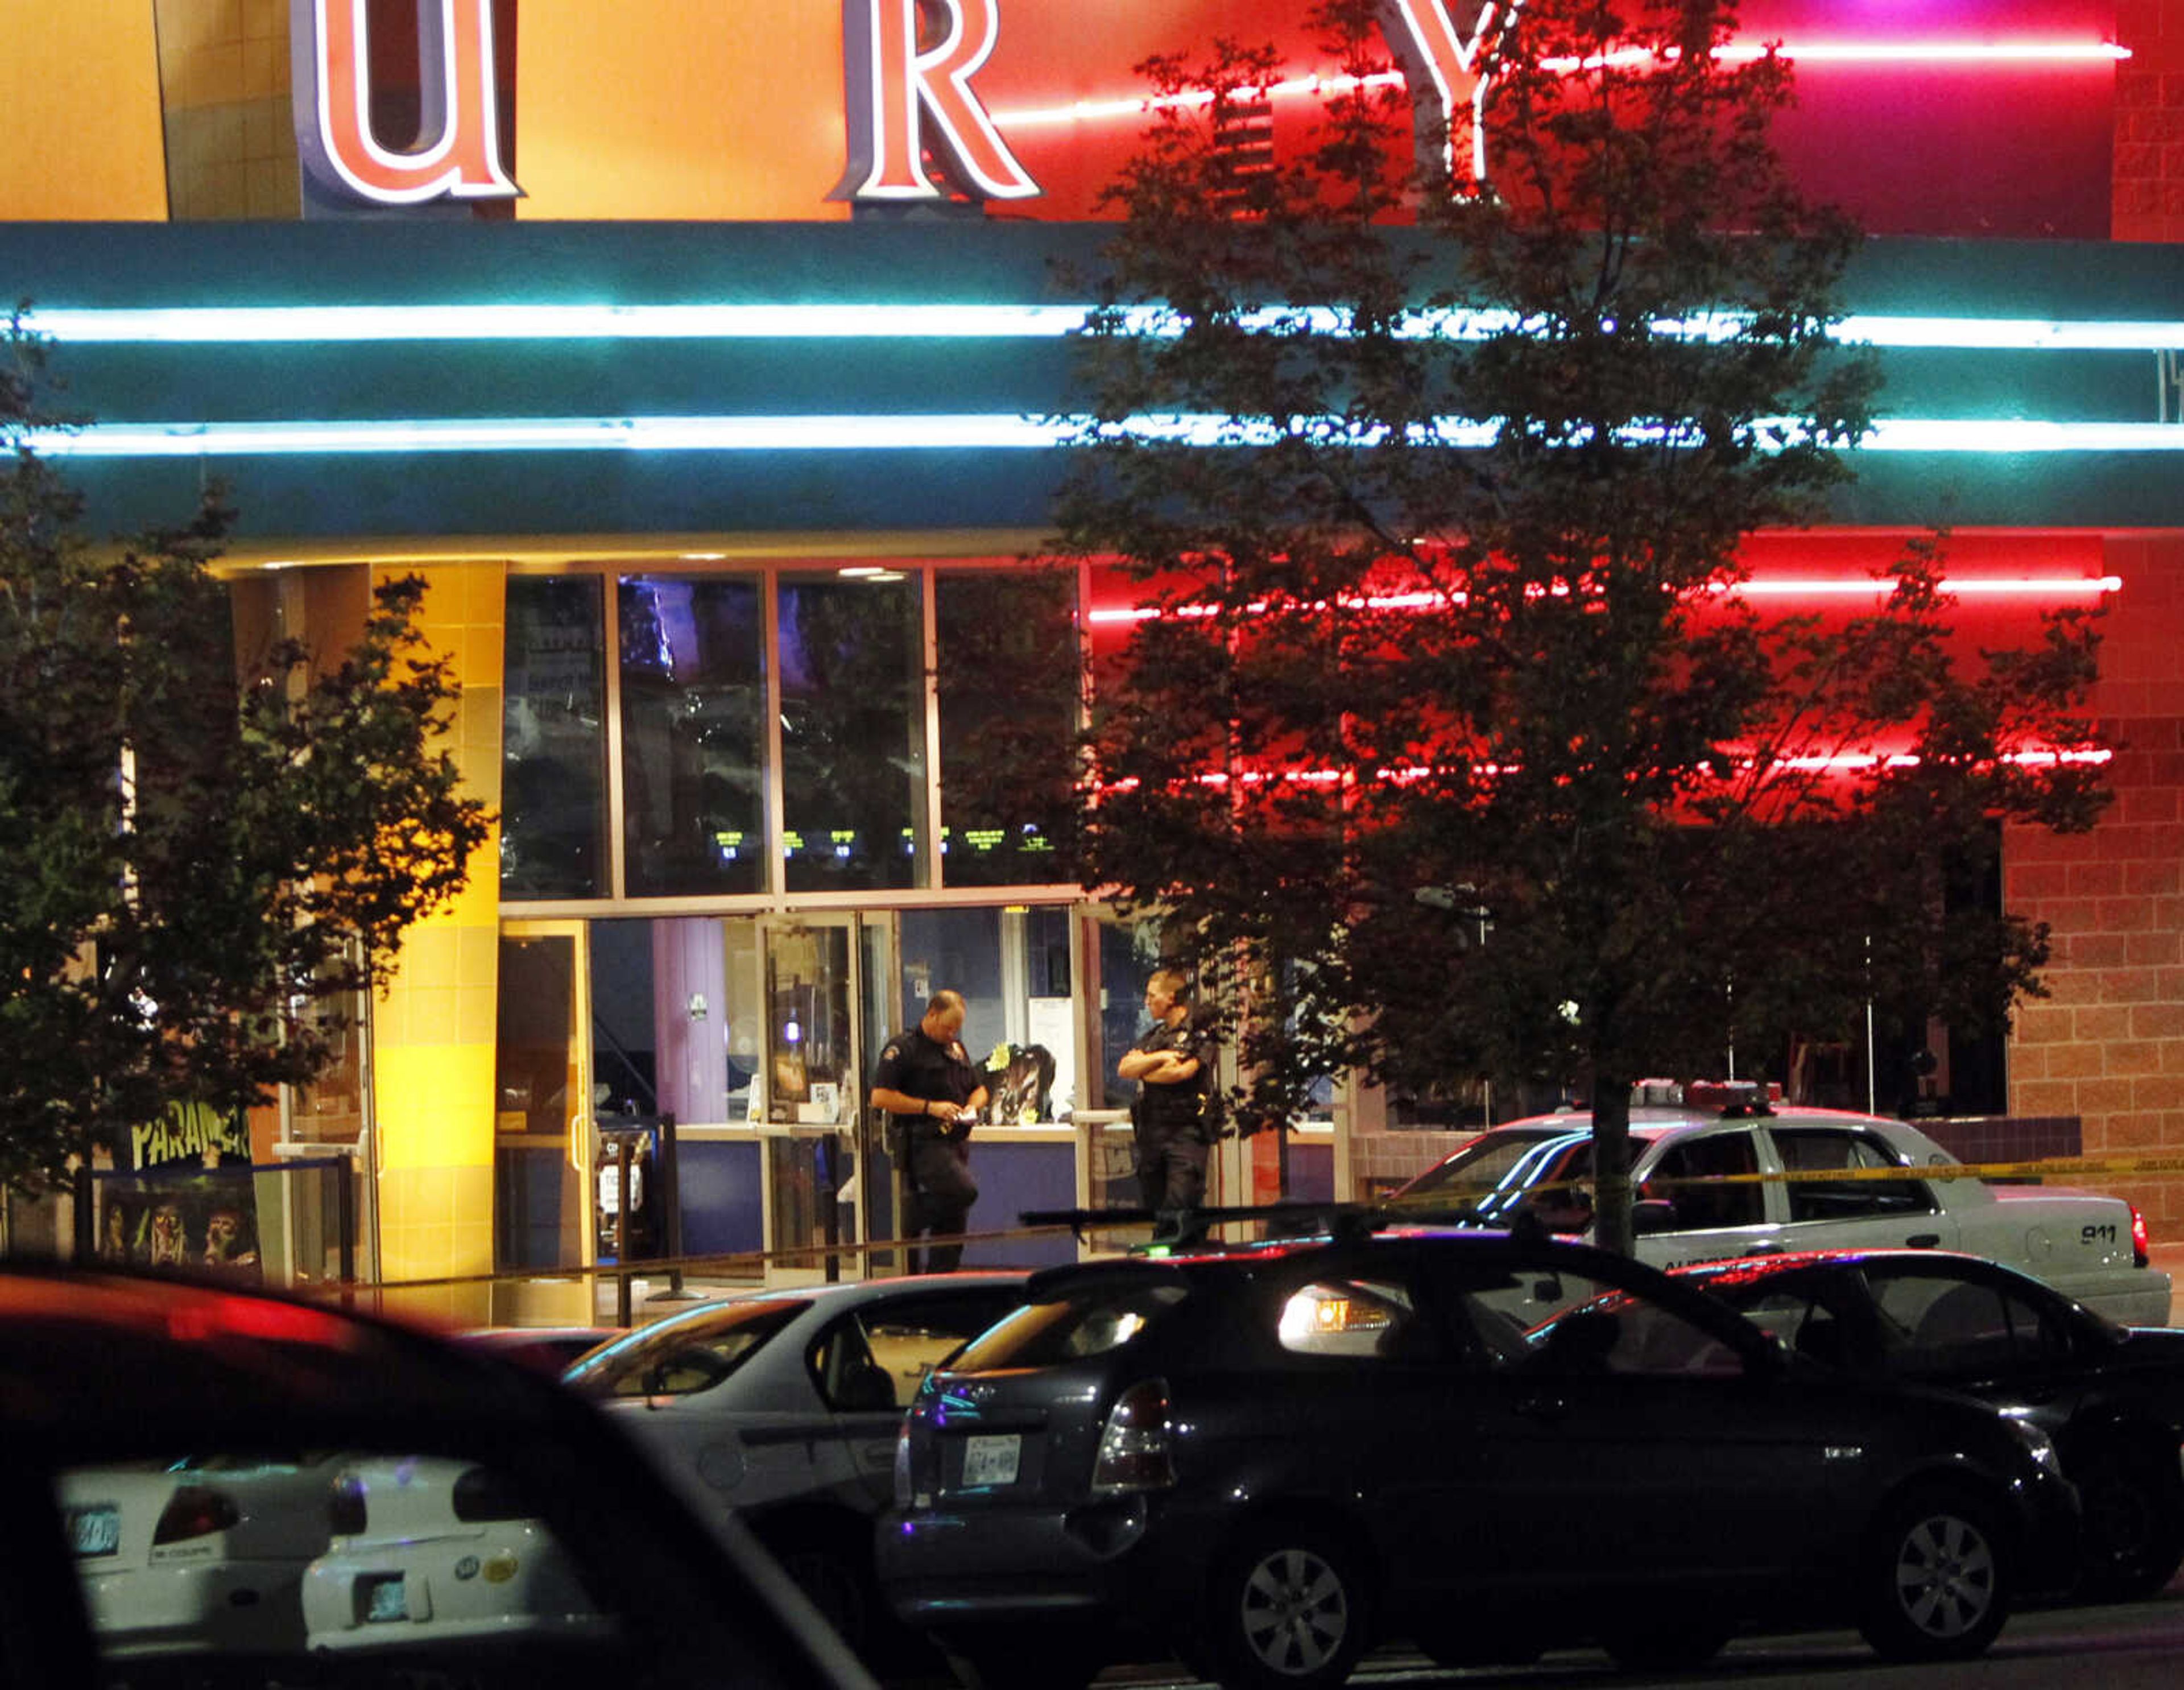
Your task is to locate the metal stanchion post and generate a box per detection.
[648,1114,698,1305]
[336,1156,357,1309]
[72,1164,93,1262]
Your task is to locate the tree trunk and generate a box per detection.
[1591,1072,1634,1256]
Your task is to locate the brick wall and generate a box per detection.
[2116,1,2184,241]
[2005,538,2184,1232]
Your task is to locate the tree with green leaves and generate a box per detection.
[1055,0,2108,1250]
[0,322,491,1193]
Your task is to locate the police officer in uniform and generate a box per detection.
[871,989,988,1273]
[1118,967,1218,1239]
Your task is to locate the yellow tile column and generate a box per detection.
[370,562,505,1327]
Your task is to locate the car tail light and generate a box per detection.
[1091,1378,1174,1496]
[2132,1205,2151,1268]
[151,1486,240,1546]
[328,1474,367,1536]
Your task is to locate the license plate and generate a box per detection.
[362,1574,408,1623]
[959,1433,1020,1488]
[67,1505,119,1557]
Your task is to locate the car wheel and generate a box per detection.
[2071,1443,2184,1601]
[1206,1523,1372,1690]
[1856,1486,2012,1662]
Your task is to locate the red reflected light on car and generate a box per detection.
[163,1295,356,1350]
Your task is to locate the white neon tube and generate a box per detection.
[18,414,2184,459]
[19,303,2184,354]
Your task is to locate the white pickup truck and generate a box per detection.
[1392,1099,2173,1327]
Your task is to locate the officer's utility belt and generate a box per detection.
[1138,1098,1204,1131]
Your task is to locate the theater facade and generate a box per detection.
[3,1,2181,1319]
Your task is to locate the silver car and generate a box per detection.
[564,1271,1028,1667]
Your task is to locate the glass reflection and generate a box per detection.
[502,577,608,899]
[936,571,1079,887]
[619,575,767,897]
[779,573,924,892]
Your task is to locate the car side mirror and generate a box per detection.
[1631,1199,1678,1237]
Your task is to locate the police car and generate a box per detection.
[1389,1084,2172,1328]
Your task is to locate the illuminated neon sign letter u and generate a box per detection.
[292,0,520,208]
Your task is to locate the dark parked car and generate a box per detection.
[876,1229,2079,1690]
[3,1263,875,1690]
[1674,1247,2184,1599]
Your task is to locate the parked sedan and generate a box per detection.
[1676,1247,2184,1599]
[563,1270,1028,1667]
[60,1452,343,1660]
[301,1454,612,1651]
[1389,1092,2170,1324]
[877,1230,2079,1690]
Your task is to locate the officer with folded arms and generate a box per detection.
[871,989,988,1273]
[1119,966,1218,1242]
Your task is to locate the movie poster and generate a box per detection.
[95,1166,262,1279]
[94,1101,260,1280]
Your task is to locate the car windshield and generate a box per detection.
[563,1299,808,1398]
[948,1282,1188,1371]
[1394,1127,1651,1222]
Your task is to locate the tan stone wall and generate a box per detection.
[2007,538,2184,1233]
[154,0,299,220]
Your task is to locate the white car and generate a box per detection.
[1391,1092,2172,1327]
[564,1271,1028,1666]
[300,1455,613,1650]
[61,1453,342,1659]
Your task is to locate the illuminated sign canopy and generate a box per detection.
[287,2,2130,213]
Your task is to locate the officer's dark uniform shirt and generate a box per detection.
[874,1024,980,1132]
[1134,1018,1216,1133]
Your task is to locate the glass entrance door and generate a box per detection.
[759,916,867,1281]
[494,923,594,1277]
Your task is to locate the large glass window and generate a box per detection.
[619,575,767,898]
[936,570,1079,887]
[895,908,1077,1122]
[780,573,925,892]
[502,576,609,899]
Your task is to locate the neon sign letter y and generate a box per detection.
[1377,0,1521,190]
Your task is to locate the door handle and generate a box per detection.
[1905,1233,1941,1248]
